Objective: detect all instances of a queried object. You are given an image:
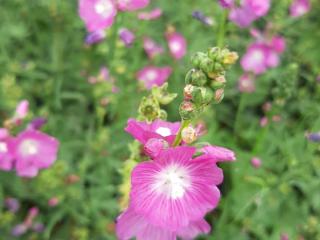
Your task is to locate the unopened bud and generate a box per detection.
[185,69,207,86]
[181,126,197,144]
[179,101,196,120]
[184,84,194,100]
[159,110,167,120]
[200,57,214,73]
[207,47,220,59]
[191,52,207,68]
[223,51,238,65]
[144,138,169,158]
[138,96,160,122]
[191,87,213,105]
[214,89,224,103]
[211,75,226,89]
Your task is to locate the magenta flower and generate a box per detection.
[200,145,236,162]
[125,118,180,145]
[136,66,172,89]
[28,118,47,130]
[138,8,162,20]
[228,0,270,28]
[241,43,270,74]
[119,28,135,47]
[79,0,117,32]
[0,135,14,171]
[143,37,164,59]
[251,157,262,168]
[238,73,256,93]
[117,0,150,11]
[85,29,106,44]
[116,146,223,238]
[144,138,168,159]
[270,36,286,53]
[15,100,29,120]
[116,207,210,239]
[218,0,234,8]
[12,130,59,178]
[290,0,310,18]
[166,32,187,60]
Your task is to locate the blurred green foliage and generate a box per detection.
[0,0,320,239]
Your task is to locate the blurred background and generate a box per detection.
[0,0,320,239]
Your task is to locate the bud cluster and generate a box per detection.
[180,47,238,120]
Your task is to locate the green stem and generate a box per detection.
[173,120,191,146]
[234,93,246,134]
[217,10,228,47]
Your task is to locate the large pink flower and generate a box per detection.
[12,130,59,177]
[79,0,117,32]
[129,146,223,231]
[136,66,172,89]
[116,207,210,240]
[117,0,150,11]
[166,32,187,60]
[290,0,310,18]
[0,133,14,171]
[125,118,180,145]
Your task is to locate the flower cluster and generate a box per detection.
[0,100,59,178]
[117,47,237,239]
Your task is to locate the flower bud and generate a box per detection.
[179,101,196,120]
[223,51,239,65]
[207,47,220,59]
[214,89,224,103]
[152,83,177,105]
[191,52,207,68]
[181,126,197,144]
[251,157,262,168]
[185,69,207,86]
[144,138,168,158]
[138,96,161,122]
[200,57,214,73]
[183,84,194,100]
[191,87,213,106]
[158,110,167,120]
[211,75,226,89]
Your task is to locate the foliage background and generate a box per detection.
[0,0,320,239]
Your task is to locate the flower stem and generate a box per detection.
[217,10,228,47]
[234,93,246,134]
[173,119,191,146]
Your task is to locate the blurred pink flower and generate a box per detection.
[138,8,162,20]
[0,135,14,171]
[260,117,268,127]
[136,66,172,89]
[48,197,60,207]
[200,145,236,162]
[238,73,256,93]
[166,32,187,60]
[116,146,222,238]
[5,197,20,213]
[290,0,310,18]
[125,118,180,145]
[143,37,164,59]
[79,0,117,32]
[144,138,168,158]
[117,0,150,11]
[85,29,106,44]
[228,0,270,28]
[13,130,59,178]
[15,100,29,120]
[218,0,234,8]
[251,157,262,168]
[119,28,135,47]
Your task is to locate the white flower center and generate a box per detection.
[153,164,190,199]
[0,142,8,153]
[170,41,181,52]
[145,70,157,82]
[251,50,264,62]
[19,140,38,156]
[296,5,307,15]
[156,127,171,137]
[95,0,113,18]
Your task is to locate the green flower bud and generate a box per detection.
[211,75,226,89]
[185,69,207,86]
[179,101,196,120]
[207,47,220,59]
[200,57,214,73]
[138,96,160,122]
[159,110,168,120]
[192,87,213,105]
[191,52,207,68]
[152,83,177,105]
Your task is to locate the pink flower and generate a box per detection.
[85,29,106,44]
[119,28,135,47]
[228,0,270,28]
[0,128,9,140]
[125,118,180,145]
[136,66,172,89]
[251,157,262,168]
[0,135,14,171]
[138,8,162,20]
[290,0,310,18]
[200,145,236,162]
[143,37,164,59]
[79,0,117,32]
[166,32,187,60]
[270,36,286,53]
[238,73,256,93]
[241,43,270,74]
[218,0,234,8]
[48,197,60,207]
[118,146,222,236]
[116,207,210,239]
[15,100,29,120]
[117,0,150,11]
[12,130,59,178]
[144,138,168,159]
[260,117,268,127]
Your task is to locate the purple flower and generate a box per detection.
[138,8,162,20]
[143,37,164,59]
[125,118,180,145]
[290,0,310,18]
[12,224,27,237]
[79,0,117,32]
[32,223,45,233]
[307,132,320,142]
[119,28,135,47]
[136,66,172,89]
[28,117,47,130]
[166,31,187,60]
[218,0,234,8]
[192,11,214,26]
[5,197,20,213]
[12,130,59,178]
[85,29,106,44]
